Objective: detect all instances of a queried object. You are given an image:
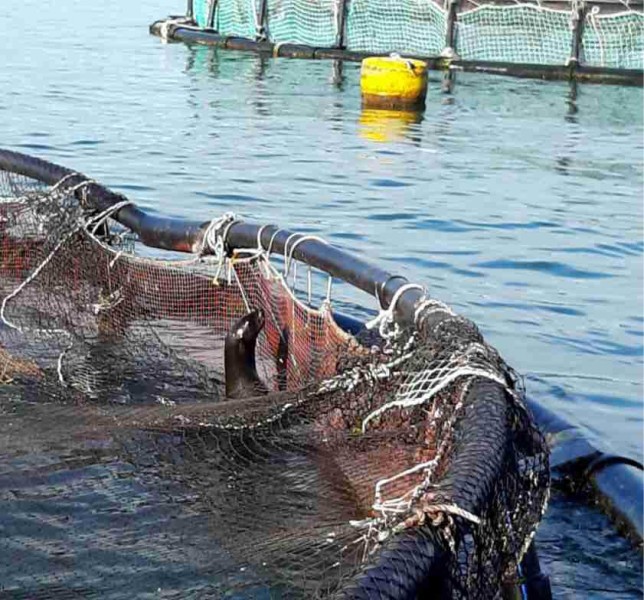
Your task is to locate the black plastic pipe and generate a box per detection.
[207,0,217,29]
[444,0,460,53]
[527,399,643,543]
[569,2,588,70]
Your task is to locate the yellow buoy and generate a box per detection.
[360,56,428,110]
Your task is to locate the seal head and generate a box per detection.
[225,309,269,399]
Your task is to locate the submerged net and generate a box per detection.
[0,165,549,597]
[191,0,643,71]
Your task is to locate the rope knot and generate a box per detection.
[199,212,239,260]
[366,283,425,339]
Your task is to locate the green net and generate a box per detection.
[456,5,571,65]
[582,9,644,69]
[266,0,339,46]
[345,0,446,56]
[194,0,209,26]
[216,0,258,39]
[191,0,643,71]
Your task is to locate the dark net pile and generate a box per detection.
[0,170,549,598]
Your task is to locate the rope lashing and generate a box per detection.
[158,17,199,41]
[366,283,425,338]
[283,234,328,279]
[392,503,482,533]
[87,200,133,236]
[199,212,238,259]
[414,298,456,328]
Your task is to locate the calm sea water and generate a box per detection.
[0,0,642,596]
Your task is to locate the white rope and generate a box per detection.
[414,298,456,328]
[57,347,68,386]
[158,17,199,41]
[283,233,299,276]
[321,276,333,313]
[231,264,252,313]
[0,173,120,334]
[589,6,605,67]
[284,235,329,272]
[4,173,90,207]
[199,212,237,259]
[284,234,328,279]
[373,458,439,512]
[256,224,271,253]
[460,2,567,16]
[266,228,283,256]
[109,251,123,269]
[47,172,83,195]
[87,200,132,235]
[221,216,240,250]
[365,283,425,338]
[362,366,506,433]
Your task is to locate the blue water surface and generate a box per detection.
[0,0,642,597]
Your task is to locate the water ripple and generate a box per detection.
[475,259,614,279]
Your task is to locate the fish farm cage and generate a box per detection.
[151,0,644,84]
[0,148,641,598]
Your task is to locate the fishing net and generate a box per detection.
[214,0,259,39]
[581,9,644,69]
[189,0,642,71]
[0,161,549,597]
[345,0,446,56]
[455,5,572,65]
[267,0,339,47]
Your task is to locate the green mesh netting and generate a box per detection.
[267,0,338,46]
[194,0,209,26]
[346,0,446,55]
[582,10,644,69]
[216,0,259,38]
[191,0,643,71]
[456,5,571,65]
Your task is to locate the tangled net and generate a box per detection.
[0,164,549,598]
